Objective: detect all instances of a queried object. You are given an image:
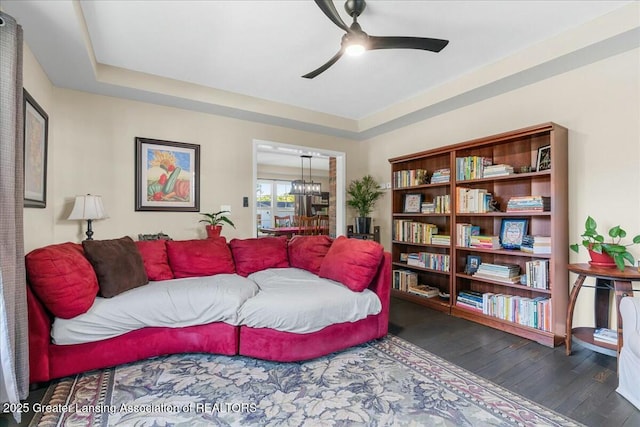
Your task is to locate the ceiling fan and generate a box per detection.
[302,0,449,79]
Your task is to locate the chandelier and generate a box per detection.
[290,155,321,196]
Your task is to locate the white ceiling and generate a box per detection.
[1,0,637,139]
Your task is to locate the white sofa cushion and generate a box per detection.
[238,268,381,333]
[617,296,640,410]
[52,274,258,345]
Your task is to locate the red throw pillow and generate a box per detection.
[288,235,333,275]
[166,238,235,278]
[230,236,289,277]
[135,240,174,281]
[318,236,384,292]
[25,242,99,319]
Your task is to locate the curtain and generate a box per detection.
[0,11,28,423]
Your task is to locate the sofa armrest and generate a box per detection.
[368,252,391,337]
[27,285,52,382]
[621,296,640,353]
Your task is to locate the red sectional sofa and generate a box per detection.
[26,234,390,384]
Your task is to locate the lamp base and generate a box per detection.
[85,219,94,240]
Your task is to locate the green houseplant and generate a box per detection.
[346,175,384,234]
[570,216,640,271]
[199,210,235,238]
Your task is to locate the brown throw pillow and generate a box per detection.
[82,236,149,298]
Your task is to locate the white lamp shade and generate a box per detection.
[67,195,108,220]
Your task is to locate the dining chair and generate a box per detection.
[296,216,317,235]
[316,215,329,235]
[274,215,291,228]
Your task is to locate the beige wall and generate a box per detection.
[364,48,640,326]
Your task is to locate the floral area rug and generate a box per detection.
[30,335,581,426]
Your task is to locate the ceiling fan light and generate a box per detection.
[345,43,366,56]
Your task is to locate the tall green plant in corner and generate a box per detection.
[347,175,384,234]
[570,216,640,271]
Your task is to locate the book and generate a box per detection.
[408,284,440,298]
[593,328,617,344]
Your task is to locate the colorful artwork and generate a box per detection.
[135,138,200,212]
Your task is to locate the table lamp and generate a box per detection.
[67,194,108,240]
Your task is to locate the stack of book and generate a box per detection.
[456,223,480,247]
[506,196,551,212]
[430,168,450,183]
[456,290,484,312]
[524,260,549,289]
[392,270,418,291]
[469,235,501,249]
[421,194,450,213]
[408,284,440,298]
[483,164,514,177]
[456,187,493,213]
[473,263,521,283]
[393,220,438,244]
[593,328,617,345]
[406,252,450,272]
[483,294,552,331]
[431,235,451,245]
[520,235,551,254]
[393,169,428,188]
[456,156,493,180]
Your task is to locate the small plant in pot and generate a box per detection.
[570,216,640,271]
[346,175,384,234]
[199,210,235,238]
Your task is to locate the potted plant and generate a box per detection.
[570,216,640,271]
[346,175,384,234]
[199,210,235,238]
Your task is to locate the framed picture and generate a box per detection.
[500,218,529,249]
[464,255,482,275]
[536,145,551,171]
[403,193,423,213]
[135,137,200,212]
[23,90,48,208]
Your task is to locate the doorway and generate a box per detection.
[253,140,346,237]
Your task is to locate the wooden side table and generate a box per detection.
[565,263,640,358]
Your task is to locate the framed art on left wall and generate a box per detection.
[23,90,48,208]
[135,137,200,212]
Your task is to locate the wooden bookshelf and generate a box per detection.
[388,122,568,347]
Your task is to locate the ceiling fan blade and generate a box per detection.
[313,0,351,33]
[369,36,449,53]
[302,50,344,79]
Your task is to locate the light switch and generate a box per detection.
[221,205,231,213]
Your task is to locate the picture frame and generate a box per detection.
[135,137,200,212]
[403,193,423,213]
[500,218,529,249]
[23,90,48,208]
[536,144,551,171]
[464,255,482,275]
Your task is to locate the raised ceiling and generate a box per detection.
[2,1,638,139]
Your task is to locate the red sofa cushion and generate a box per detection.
[25,242,99,319]
[318,236,384,292]
[230,236,289,277]
[166,238,235,278]
[82,237,149,298]
[135,240,174,281]
[288,235,333,275]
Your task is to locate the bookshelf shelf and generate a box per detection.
[389,122,569,347]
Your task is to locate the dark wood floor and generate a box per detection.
[2,297,639,426]
[389,297,639,427]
